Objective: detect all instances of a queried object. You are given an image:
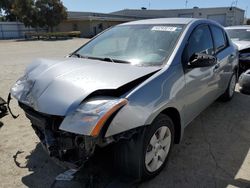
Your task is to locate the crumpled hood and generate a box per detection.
[232,40,250,51]
[11,58,160,115]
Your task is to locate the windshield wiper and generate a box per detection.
[102,57,131,64]
[71,53,131,64]
[71,53,103,61]
[103,57,115,63]
[71,53,86,58]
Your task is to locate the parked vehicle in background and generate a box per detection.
[11,18,238,180]
[239,70,250,94]
[226,26,250,73]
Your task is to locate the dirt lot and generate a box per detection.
[0,39,250,188]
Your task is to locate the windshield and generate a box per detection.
[226,29,250,41]
[74,24,185,66]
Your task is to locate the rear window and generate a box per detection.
[210,26,227,52]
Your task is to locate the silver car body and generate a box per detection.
[11,18,238,144]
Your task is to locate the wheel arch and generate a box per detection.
[159,107,182,144]
[234,65,239,78]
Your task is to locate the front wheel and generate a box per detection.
[144,121,173,175]
[220,73,237,102]
[114,114,174,180]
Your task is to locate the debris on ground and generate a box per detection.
[0,97,8,127]
[0,97,8,118]
[51,147,139,188]
[13,150,26,168]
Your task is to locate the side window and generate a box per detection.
[210,26,227,52]
[184,25,214,63]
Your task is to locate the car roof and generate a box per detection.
[120,18,199,25]
[225,25,250,30]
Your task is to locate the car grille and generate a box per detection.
[19,102,64,130]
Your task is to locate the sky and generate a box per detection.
[61,0,250,17]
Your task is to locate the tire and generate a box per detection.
[114,114,175,181]
[220,73,237,102]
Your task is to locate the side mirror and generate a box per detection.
[188,53,216,68]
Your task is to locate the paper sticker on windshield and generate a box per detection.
[151,26,177,32]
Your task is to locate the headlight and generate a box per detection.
[60,98,128,137]
[10,75,34,103]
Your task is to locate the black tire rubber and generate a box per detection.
[220,73,236,102]
[113,114,175,181]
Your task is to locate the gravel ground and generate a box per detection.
[0,39,249,188]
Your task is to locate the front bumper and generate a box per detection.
[19,103,96,168]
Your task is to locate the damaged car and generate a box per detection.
[10,18,238,180]
[226,26,250,73]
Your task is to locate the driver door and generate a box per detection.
[182,25,218,125]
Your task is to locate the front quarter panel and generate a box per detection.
[105,63,186,137]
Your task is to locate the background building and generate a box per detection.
[55,12,143,37]
[56,7,245,38]
[0,7,246,39]
[112,7,245,27]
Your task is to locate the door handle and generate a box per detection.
[213,63,220,72]
[230,54,236,58]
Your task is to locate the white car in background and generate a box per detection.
[226,26,250,73]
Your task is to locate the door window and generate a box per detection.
[183,25,214,63]
[210,26,227,53]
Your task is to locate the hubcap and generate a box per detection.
[229,74,236,97]
[145,126,171,173]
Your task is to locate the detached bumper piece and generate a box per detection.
[0,97,8,118]
[19,103,96,168]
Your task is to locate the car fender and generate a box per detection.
[105,64,186,138]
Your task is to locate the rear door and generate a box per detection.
[210,25,234,96]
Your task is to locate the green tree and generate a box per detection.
[0,0,16,21]
[35,0,67,31]
[12,0,38,27]
[1,0,67,30]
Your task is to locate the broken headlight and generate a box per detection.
[60,98,128,137]
[10,75,35,104]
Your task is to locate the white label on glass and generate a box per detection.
[151,26,177,32]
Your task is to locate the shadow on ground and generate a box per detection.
[20,92,250,188]
[20,144,64,188]
[0,121,3,129]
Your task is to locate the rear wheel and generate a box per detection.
[220,73,237,102]
[114,114,174,180]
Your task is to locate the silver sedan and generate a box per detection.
[11,18,238,180]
